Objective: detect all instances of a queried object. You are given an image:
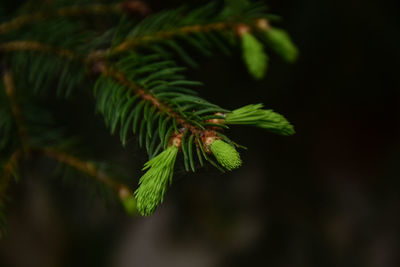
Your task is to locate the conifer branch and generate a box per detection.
[0,41,217,144]
[0,0,298,219]
[2,71,29,150]
[39,147,137,214]
[112,21,232,54]
[39,148,131,196]
[0,41,223,152]
[98,62,216,140]
[0,3,123,35]
[0,41,79,61]
[111,20,263,55]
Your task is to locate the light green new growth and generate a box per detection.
[134,145,179,216]
[265,27,298,63]
[225,104,295,136]
[210,140,242,171]
[241,32,268,80]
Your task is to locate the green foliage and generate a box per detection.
[0,76,67,151]
[110,2,231,66]
[0,0,298,221]
[264,27,298,63]
[134,145,178,216]
[11,51,87,97]
[241,32,268,80]
[109,2,273,68]
[210,139,242,171]
[94,53,227,158]
[225,104,295,136]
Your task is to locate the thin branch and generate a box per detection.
[0,41,78,61]
[111,21,240,55]
[0,149,22,209]
[2,71,29,150]
[39,148,132,197]
[0,3,123,35]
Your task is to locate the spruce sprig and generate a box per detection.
[225,104,295,136]
[134,144,179,216]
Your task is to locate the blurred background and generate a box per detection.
[1,0,400,266]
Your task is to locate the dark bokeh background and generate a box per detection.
[1,0,400,266]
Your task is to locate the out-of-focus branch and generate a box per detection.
[111,21,232,54]
[0,1,151,35]
[0,41,78,61]
[110,19,269,55]
[39,148,133,198]
[0,3,122,35]
[2,71,29,150]
[39,148,137,214]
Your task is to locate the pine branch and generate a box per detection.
[0,3,123,35]
[1,40,93,97]
[38,147,137,214]
[0,0,298,218]
[0,41,78,61]
[98,61,213,137]
[40,148,127,194]
[0,146,138,237]
[0,40,222,150]
[109,18,276,57]
[107,5,296,78]
[111,20,238,54]
[2,71,29,150]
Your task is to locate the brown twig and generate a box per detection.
[0,41,78,61]
[2,71,29,150]
[39,148,132,197]
[0,3,123,35]
[0,147,134,237]
[111,21,236,54]
[0,0,154,36]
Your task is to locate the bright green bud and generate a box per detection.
[210,140,242,171]
[265,27,298,63]
[241,32,268,80]
[225,104,295,136]
[134,145,179,216]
